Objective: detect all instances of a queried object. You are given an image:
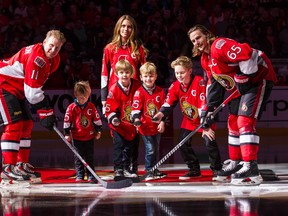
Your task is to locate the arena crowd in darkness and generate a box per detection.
[0,0,288,88]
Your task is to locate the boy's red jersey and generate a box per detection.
[105,79,141,141]
[163,75,206,131]
[132,85,166,136]
[64,102,102,141]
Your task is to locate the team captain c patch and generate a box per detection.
[34,56,46,68]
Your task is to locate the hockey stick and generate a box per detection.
[138,90,239,182]
[53,126,133,189]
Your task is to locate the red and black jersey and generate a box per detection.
[201,38,277,109]
[0,43,60,104]
[105,79,141,141]
[131,85,166,136]
[161,75,206,131]
[64,102,102,141]
[101,43,146,102]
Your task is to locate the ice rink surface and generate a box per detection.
[1,163,288,215]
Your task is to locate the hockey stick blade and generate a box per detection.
[137,90,239,182]
[114,176,141,183]
[53,126,133,189]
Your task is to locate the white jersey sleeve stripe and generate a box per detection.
[24,83,44,105]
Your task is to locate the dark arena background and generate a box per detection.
[0,0,288,215]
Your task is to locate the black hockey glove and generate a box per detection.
[111,117,120,126]
[133,120,142,127]
[234,74,252,95]
[200,106,214,129]
[37,108,57,130]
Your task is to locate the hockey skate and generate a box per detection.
[213,160,242,182]
[16,162,42,183]
[0,164,30,188]
[230,161,263,186]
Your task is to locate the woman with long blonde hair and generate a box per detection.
[101,15,148,108]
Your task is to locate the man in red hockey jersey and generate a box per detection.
[188,24,277,185]
[0,30,66,184]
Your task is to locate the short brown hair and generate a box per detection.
[74,81,91,97]
[171,56,193,70]
[115,59,134,76]
[45,30,66,44]
[140,62,157,76]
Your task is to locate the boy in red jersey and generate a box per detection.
[131,62,167,181]
[64,81,102,183]
[153,56,222,180]
[0,30,66,184]
[105,60,141,180]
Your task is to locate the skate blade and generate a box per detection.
[179,175,202,180]
[212,176,230,182]
[30,177,42,184]
[114,176,140,183]
[0,179,30,189]
[230,175,263,186]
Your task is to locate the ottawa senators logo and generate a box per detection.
[144,100,158,118]
[212,73,235,91]
[121,102,133,123]
[80,114,90,128]
[180,98,198,120]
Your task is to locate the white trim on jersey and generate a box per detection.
[0,61,24,78]
[24,83,44,104]
[0,99,8,124]
[93,119,102,126]
[239,50,259,75]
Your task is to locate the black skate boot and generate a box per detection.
[16,162,42,183]
[213,160,242,182]
[231,161,263,186]
[1,164,30,187]
[179,164,201,180]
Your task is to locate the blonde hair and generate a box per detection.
[110,15,148,57]
[45,29,66,44]
[115,59,134,76]
[187,25,216,57]
[140,62,157,76]
[74,81,91,97]
[171,56,193,70]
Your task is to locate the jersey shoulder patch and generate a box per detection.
[34,56,46,68]
[215,39,226,49]
[107,91,113,98]
[134,90,140,97]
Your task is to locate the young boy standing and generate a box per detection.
[105,60,141,180]
[64,81,102,183]
[131,62,167,181]
[153,56,222,180]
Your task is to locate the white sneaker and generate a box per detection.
[123,169,138,178]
